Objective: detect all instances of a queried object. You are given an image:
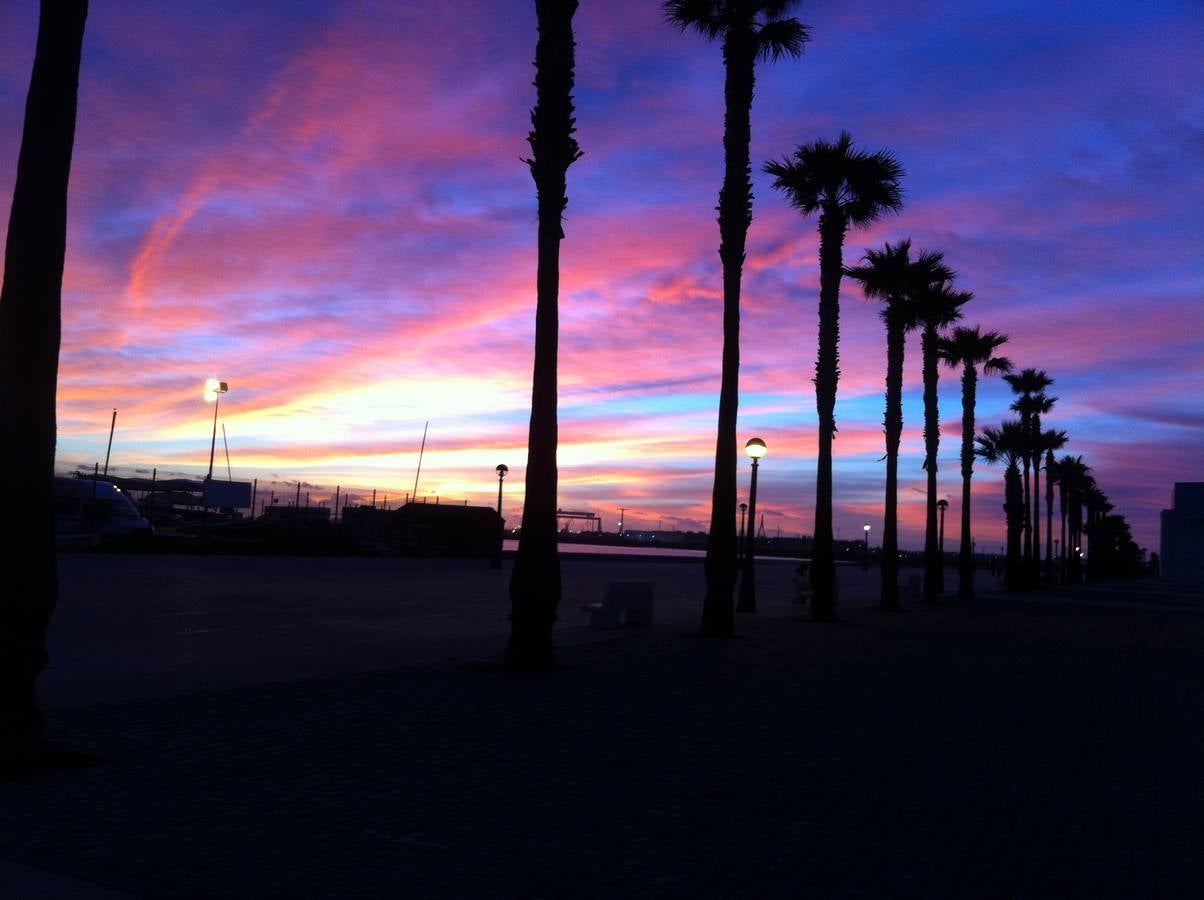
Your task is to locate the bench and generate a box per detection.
[581,581,656,628]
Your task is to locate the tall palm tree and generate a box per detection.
[1037,430,1068,584]
[0,0,88,764]
[1016,392,1056,586]
[1004,369,1054,584]
[975,420,1026,591]
[937,326,1011,601]
[913,280,971,601]
[506,0,583,672]
[766,133,904,621]
[846,241,951,611]
[664,0,808,638]
[1055,455,1092,584]
[1083,484,1112,582]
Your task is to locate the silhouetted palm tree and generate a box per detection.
[506,0,583,672]
[913,280,970,601]
[1083,483,1112,582]
[937,326,1011,601]
[846,241,951,611]
[0,0,88,763]
[766,133,903,621]
[1037,430,1068,584]
[1004,369,1054,584]
[975,420,1026,591]
[664,0,808,638]
[1054,455,1091,584]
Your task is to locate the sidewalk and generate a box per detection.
[3,556,1202,897]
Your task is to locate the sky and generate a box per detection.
[1,0,1201,552]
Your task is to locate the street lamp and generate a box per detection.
[495,464,509,516]
[203,378,228,480]
[738,502,748,562]
[862,523,871,571]
[937,498,949,557]
[491,464,508,570]
[737,438,766,613]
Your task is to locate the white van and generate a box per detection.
[54,476,154,548]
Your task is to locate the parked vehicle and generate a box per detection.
[54,476,154,549]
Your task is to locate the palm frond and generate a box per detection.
[755,17,809,60]
[663,0,724,39]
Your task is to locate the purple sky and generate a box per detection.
[2,0,1201,551]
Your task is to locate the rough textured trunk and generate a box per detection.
[879,316,905,610]
[957,366,977,601]
[700,31,755,638]
[506,0,580,672]
[810,210,846,621]
[0,0,88,762]
[920,325,942,601]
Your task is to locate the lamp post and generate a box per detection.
[203,378,228,480]
[862,523,871,571]
[491,464,508,569]
[737,438,766,613]
[738,502,748,563]
[495,464,508,516]
[937,498,948,557]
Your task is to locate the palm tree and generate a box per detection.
[1037,430,1068,584]
[975,421,1026,591]
[846,241,951,611]
[1055,455,1091,584]
[664,0,808,638]
[913,280,971,601]
[1004,369,1054,584]
[1017,392,1056,586]
[506,0,583,672]
[937,326,1011,601]
[0,0,88,764]
[766,133,904,621]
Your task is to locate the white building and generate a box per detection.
[1160,483,1204,584]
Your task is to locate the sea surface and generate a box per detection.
[502,539,803,562]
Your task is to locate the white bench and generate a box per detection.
[581,581,656,628]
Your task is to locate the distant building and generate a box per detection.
[262,505,330,524]
[342,501,502,557]
[1160,483,1204,584]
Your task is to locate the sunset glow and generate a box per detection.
[2,0,1200,550]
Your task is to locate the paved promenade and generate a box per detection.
[2,554,1202,898]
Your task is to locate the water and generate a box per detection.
[502,539,803,562]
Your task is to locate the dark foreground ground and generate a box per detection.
[2,554,1202,898]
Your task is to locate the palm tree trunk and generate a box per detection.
[1044,450,1054,586]
[921,324,942,602]
[1058,480,1067,584]
[810,211,846,621]
[506,0,580,672]
[879,318,904,611]
[0,0,88,763]
[957,366,977,600]
[1004,464,1023,591]
[700,31,755,638]
[1031,453,1041,586]
[1020,440,1032,575]
[1068,491,1082,584]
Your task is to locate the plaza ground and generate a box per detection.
[2,553,1202,897]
